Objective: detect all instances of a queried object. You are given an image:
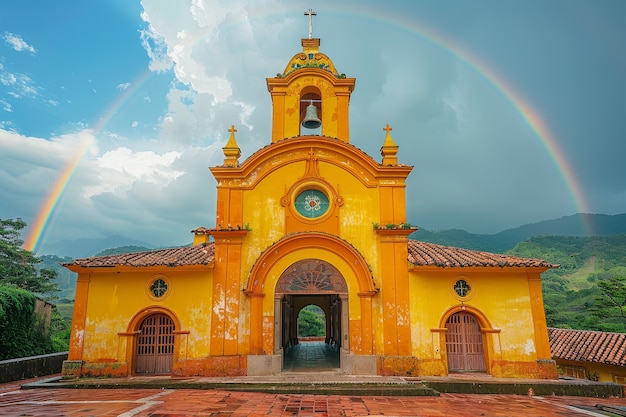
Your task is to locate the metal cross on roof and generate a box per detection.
[304,8,317,39]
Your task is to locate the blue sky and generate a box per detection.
[1,0,625,251]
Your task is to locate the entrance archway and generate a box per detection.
[445,312,486,372]
[276,259,347,371]
[135,313,175,375]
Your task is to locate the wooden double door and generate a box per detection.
[135,314,175,374]
[445,312,486,372]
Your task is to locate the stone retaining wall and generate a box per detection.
[0,352,68,383]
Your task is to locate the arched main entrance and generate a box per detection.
[445,312,486,372]
[275,259,347,371]
[135,313,175,375]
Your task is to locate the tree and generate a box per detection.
[0,218,58,296]
[592,275,626,326]
[298,305,325,337]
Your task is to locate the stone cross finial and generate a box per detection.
[304,8,317,39]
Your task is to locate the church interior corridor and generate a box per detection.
[283,341,340,372]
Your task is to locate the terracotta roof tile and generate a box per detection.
[548,327,626,367]
[63,244,215,268]
[407,240,558,268]
[64,239,556,270]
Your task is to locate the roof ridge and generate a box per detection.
[408,240,558,268]
[63,243,215,268]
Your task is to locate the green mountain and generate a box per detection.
[412,213,626,253]
[38,235,156,258]
[95,245,152,257]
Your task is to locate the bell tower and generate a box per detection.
[266,12,356,143]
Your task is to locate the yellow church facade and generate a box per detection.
[62,35,558,380]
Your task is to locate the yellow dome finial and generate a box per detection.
[380,124,399,166]
[222,125,241,166]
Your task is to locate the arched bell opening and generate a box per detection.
[300,89,322,134]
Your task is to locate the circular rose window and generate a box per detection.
[294,189,329,219]
[453,279,471,298]
[150,278,168,298]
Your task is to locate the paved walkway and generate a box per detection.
[2,379,625,417]
[1,342,624,416]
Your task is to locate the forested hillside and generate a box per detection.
[508,234,626,332]
[39,255,75,300]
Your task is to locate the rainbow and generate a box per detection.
[23,134,94,252]
[320,5,593,233]
[23,70,152,253]
[24,8,593,253]
[235,5,592,232]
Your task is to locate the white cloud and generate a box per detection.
[136,0,294,148]
[139,9,174,72]
[0,67,38,98]
[82,147,183,198]
[1,99,12,112]
[0,130,97,223]
[3,32,36,53]
[0,126,223,246]
[0,129,95,169]
[117,83,132,90]
[140,1,235,102]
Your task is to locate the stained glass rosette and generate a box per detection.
[294,189,329,219]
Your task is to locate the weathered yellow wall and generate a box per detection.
[556,359,626,384]
[239,158,381,271]
[78,268,213,366]
[232,136,413,360]
[407,267,555,378]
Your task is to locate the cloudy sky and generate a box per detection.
[1,0,625,252]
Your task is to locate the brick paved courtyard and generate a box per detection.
[2,377,625,417]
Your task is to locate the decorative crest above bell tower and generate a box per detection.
[266,12,356,143]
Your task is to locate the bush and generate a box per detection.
[0,286,54,360]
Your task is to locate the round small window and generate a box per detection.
[294,189,330,219]
[150,278,168,298]
[453,279,471,298]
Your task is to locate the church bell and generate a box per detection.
[301,103,322,129]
